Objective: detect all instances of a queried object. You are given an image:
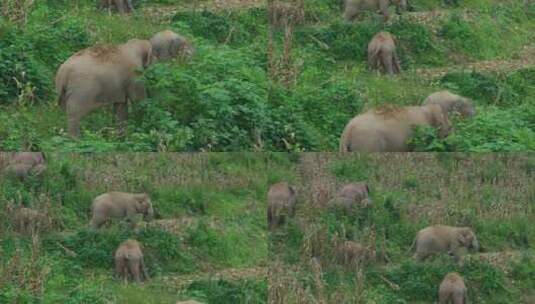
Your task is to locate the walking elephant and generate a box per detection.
[344,0,408,22]
[368,31,401,75]
[267,182,297,230]
[55,39,153,138]
[90,192,154,229]
[439,272,468,304]
[339,104,451,152]
[411,225,479,262]
[115,239,149,283]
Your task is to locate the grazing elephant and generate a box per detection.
[368,31,401,75]
[150,30,195,61]
[335,241,373,267]
[98,0,134,14]
[114,239,149,283]
[4,152,47,181]
[267,182,297,230]
[423,91,476,119]
[55,39,153,138]
[90,192,154,229]
[344,0,407,22]
[439,272,468,304]
[329,182,372,212]
[14,207,43,233]
[339,104,451,152]
[411,225,479,262]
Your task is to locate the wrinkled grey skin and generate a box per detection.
[340,104,451,152]
[368,31,401,75]
[335,241,373,267]
[329,182,371,212]
[150,30,195,61]
[267,182,297,230]
[423,91,476,119]
[4,152,47,181]
[55,39,153,138]
[439,272,468,304]
[412,225,479,262]
[344,0,407,21]
[14,207,42,233]
[98,0,134,14]
[90,192,154,229]
[114,239,149,283]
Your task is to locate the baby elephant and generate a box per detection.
[115,239,149,283]
[340,104,451,152]
[439,272,468,304]
[344,0,407,22]
[423,91,476,119]
[98,0,134,14]
[267,182,297,230]
[329,182,371,212]
[14,207,43,233]
[90,192,154,229]
[368,32,401,75]
[4,152,47,181]
[150,30,195,61]
[335,241,374,267]
[412,225,479,262]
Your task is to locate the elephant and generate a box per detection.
[344,0,408,22]
[335,241,374,267]
[329,182,372,212]
[90,192,154,229]
[368,31,401,75]
[55,39,153,138]
[14,207,43,233]
[98,0,134,14]
[114,239,149,283]
[267,182,297,230]
[339,104,451,152]
[439,272,468,304]
[411,225,479,262]
[150,30,195,61]
[4,152,47,181]
[423,91,476,119]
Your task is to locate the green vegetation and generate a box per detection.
[0,0,533,151]
[0,153,293,303]
[270,153,535,303]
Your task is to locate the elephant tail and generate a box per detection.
[55,66,68,111]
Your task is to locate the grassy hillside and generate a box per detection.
[269,153,535,303]
[0,0,533,151]
[0,153,297,303]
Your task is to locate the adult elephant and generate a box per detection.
[55,39,153,138]
[339,104,451,152]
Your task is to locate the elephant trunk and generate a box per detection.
[472,239,480,251]
[145,204,154,221]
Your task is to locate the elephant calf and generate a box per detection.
[14,207,44,233]
[344,0,407,22]
[340,104,451,152]
[329,182,372,212]
[115,239,149,283]
[98,0,134,14]
[55,39,153,138]
[267,182,297,230]
[4,152,47,181]
[335,241,374,267]
[90,192,154,229]
[150,30,195,61]
[412,225,479,262]
[368,31,401,75]
[439,272,468,304]
[424,91,476,119]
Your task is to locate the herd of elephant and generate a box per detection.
[267,181,478,303]
[49,0,475,153]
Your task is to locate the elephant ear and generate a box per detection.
[365,183,370,195]
[142,46,153,68]
[457,229,472,246]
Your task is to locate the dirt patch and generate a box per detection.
[149,217,199,235]
[462,250,532,275]
[142,0,264,21]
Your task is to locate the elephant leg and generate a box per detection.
[129,260,141,283]
[113,102,128,137]
[66,96,101,138]
[125,0,134,13]
[383,53,395,75]
[393,52,401,74]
